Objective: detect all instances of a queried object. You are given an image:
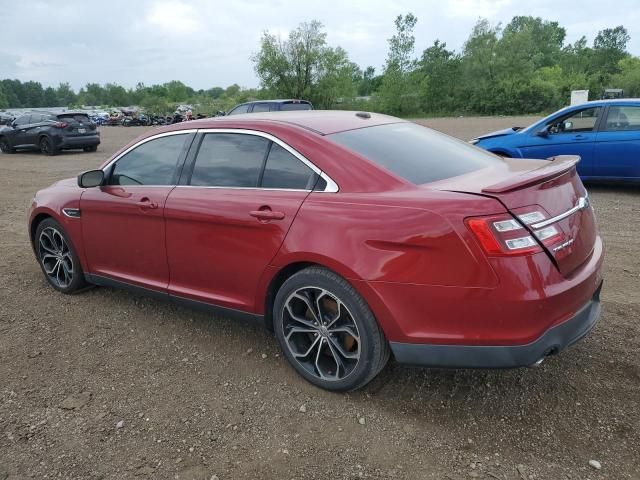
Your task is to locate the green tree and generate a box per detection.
[253,20,357,107]
[55,82,77,106]
[379,13,419,115]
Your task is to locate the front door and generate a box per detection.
[593,104,640,179]
[80,132,193,290]
[518,106,602,177]
[165,131,320,312]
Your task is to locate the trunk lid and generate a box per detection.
[57,113,96,136]
[430,155,597,276]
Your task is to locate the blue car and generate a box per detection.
[471,99,640,181]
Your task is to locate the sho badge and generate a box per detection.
[552,238,575,252]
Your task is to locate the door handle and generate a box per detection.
[137,197,158,210]
[573,134,585,139]
[249,209,285,221]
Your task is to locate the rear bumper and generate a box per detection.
[56,135,100,148]
[390,282,602,368]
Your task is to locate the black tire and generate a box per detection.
[39,136,58,156]
[34,218,86,294]
[83,145,98,152]
[0,137,15,154]
[273,267,390,391]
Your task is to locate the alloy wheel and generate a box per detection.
[282,287,360,381]
[38,227,74,288]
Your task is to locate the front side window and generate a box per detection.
[190,133,269,187]
[109,134,189,185]
[550,107,601,133]
[604,106,640,131]
[261,143,316,189]
[14,115,30,126]
[227,104,249,115]
[251,103,271,113]
[329,122,501,185]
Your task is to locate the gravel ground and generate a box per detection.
[0,117,638,480]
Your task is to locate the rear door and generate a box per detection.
[593,104,640,179]
[80,132,194,290]
[518,106,602,177]
[165,130,319,312]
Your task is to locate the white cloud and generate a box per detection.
[0,0,638,89]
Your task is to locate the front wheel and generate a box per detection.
[273,267,390,391]
[35,218,86,294]
[0,137,15,154]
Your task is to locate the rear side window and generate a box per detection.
[190,133,270,187]
[280,102,312,111]
[109,134,189,185]
[261,143,316,189]
[604,106,640,131]
[329,123,501,184]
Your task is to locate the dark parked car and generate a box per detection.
[0,111,100,155]
[225,99,312,116]
[29,111,603,391]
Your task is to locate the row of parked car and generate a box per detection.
[1,97,638,182]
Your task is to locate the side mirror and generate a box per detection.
[536,126,550,137]
[77,169,104,188]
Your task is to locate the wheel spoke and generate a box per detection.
[328,325,360,342]
[293,335,321,359]
[285,303,317,329]
[325,338,347,376]
[285,326,318,343]
[327,334,359,360]
[39,231,58,254]
[44,259,60,275]
[292,292,320,323]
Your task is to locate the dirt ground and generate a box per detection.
[1,117,639,480]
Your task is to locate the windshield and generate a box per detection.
[329,123,502,184]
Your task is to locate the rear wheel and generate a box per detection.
[35,218,86,294]
[39,137,58,156]
[273,267,389,391]
[83,145,98,152]
[0,137,15,154]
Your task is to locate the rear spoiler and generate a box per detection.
[482,155,580,194]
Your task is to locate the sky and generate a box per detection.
[1,0,639,91]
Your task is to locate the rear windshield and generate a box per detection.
[280,102,312,111]
[329,123,501,184]
[57,114,90,123]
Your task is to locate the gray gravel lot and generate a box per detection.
[0,117,638,479]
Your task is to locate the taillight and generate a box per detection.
[53,121,68,129]
[466,210,563,256]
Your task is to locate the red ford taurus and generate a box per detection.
[29,111,604,391]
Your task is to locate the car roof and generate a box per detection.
[573,98,640,107]
[167,110,404,135]
[237,99,312,105]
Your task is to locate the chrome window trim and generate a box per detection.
[101,129,198,171]
[101,128,339,193]
[530,195,590,229]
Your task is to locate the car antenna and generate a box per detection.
[355,112,371,119]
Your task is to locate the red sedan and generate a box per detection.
[29,111,604,391]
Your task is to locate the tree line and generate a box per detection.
[1,14,638,116]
